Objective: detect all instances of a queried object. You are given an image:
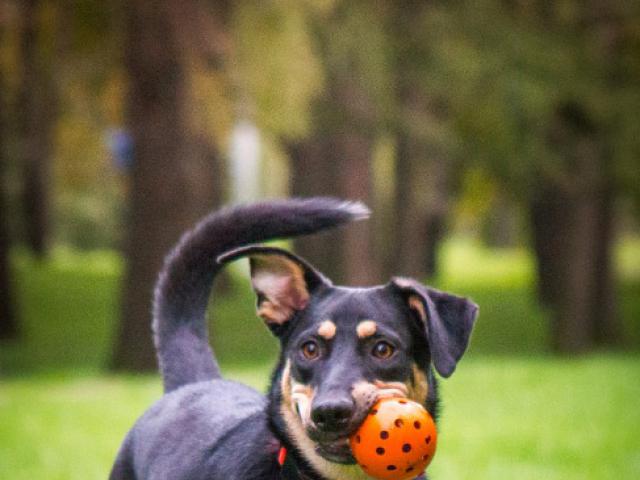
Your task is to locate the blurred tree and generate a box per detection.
[386,0,455,280]
[16,0,57,258]
[0,50,18,340]
[288,1,391,285]
[448,0,640,352]
[111,0,228,371]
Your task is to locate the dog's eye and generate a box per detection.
[372,341,395,359]
[301,341,320,360]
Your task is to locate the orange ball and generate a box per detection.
[349,398,437,480]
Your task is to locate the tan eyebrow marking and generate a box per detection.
[317,320,337,340]
[356,320,377,338]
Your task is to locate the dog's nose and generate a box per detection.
[311,397,355,432]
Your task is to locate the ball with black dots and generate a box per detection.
[349,398,438,480]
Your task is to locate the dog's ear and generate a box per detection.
[388,277,478,378]
[218,246,330,329]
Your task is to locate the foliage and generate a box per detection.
[231,0,325,139]
[415,1,640,199]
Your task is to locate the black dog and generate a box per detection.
[109,198,478,480]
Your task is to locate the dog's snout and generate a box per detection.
[311,397,355,432]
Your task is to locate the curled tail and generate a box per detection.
[153,197,369,393]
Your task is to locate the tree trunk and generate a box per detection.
[288,138,344,282]
[111,0,218,372]
[531,103,622,353]
[288,2,381,286]
[592,184,621,346]
[288,130,379,286]
[390,131,449,281]
[530,187,568,309]
[386,1,450,281]
[334,130,379,285]
[0,64,18,340]
[17,0,56,258]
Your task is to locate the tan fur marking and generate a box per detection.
[408,295,427,322]
[317,320,337,340]
[352,377,425,405]
[356,320,377,338]
[408,364,429,403]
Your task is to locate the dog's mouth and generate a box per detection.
[313,435,356,464]
[305,422,362,464]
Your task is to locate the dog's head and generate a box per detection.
[219,246,478,478]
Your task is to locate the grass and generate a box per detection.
[0,238,639,478]
[1,357,638,479]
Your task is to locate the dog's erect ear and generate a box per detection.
[389,277,478,378]
[218,246,330,328]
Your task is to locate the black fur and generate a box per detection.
[110,198,477,480]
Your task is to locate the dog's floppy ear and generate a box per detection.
[389,277,478,378]
[218,245,330,329]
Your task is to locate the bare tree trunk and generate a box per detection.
[334,131,378,285]
[391,134,449,280]
[111,0,218,372]
[391,134,428,279]
[288,138,344,281]
[17,0,56,258]
[386,1,450,281]
[288,2,381,286]
[531,103,622,353]
[592,184,621,346]
[530,187,568,309]
[288,129,379,286]
[0,63,18,340]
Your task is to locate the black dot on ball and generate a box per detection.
[356,435,361,444]
[402,443,412,453]
[414,420,421,429]
[425,435,431,444]
[370,409,378,415]
[422,454,430,461]
[387,465,397,471]
[406,466,415,473]
[394,418,404,428]
[380,430,389,440]
[376,447,385,455]
[399,399,407,404]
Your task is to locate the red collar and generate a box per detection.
[278,447,288,467]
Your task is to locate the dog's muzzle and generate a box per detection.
[305,396,362,463]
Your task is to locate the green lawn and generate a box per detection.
[0,239,639,479]
[1,357,639,479]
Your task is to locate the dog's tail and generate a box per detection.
[153,197,369,393]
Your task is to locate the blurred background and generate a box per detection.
[0,0,639,478]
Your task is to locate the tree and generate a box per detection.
[111,0,226,371]
[16,0,57,258]
[0,54,18,340]
[288,1,391,285]
[386,0,455,280]
[446,0,640,352]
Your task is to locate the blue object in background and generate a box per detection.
[106,128,134,172]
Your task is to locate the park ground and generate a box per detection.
[1,239,639,479]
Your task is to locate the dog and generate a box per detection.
[109,197,478,480]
